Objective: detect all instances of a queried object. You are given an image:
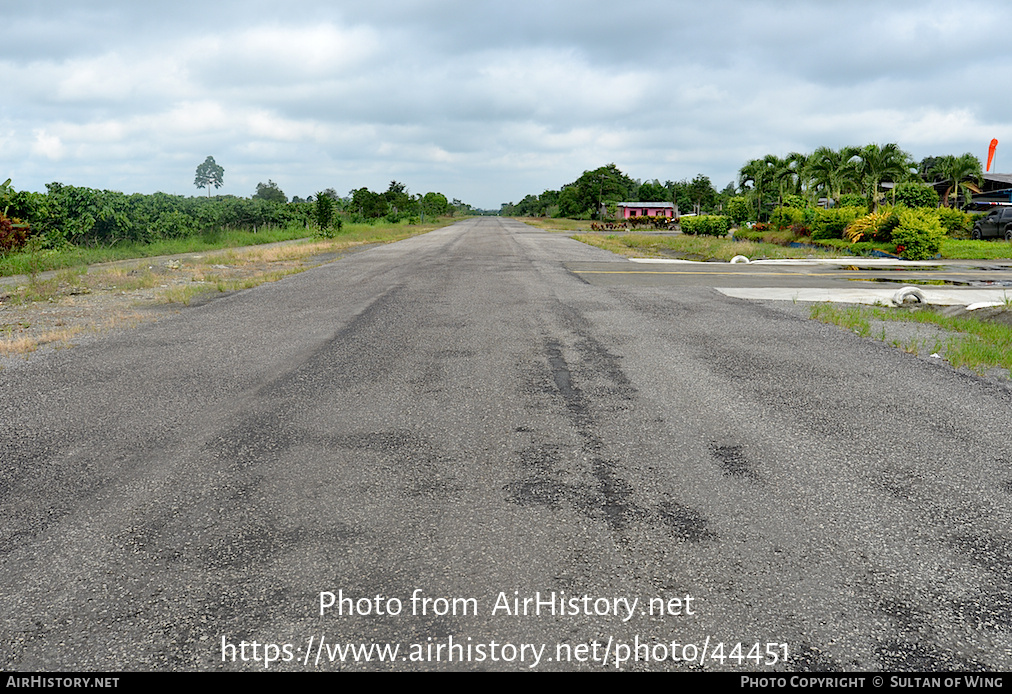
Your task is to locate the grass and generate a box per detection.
[549,217,1012,261]
[512,217,592,232]
[0,217,456,356]
[810,304,872,337]
[809,302,1012,376]
[939,239,1012,260]
[0,217,458,278]
[0,225,315,278]
[572,232,843,261]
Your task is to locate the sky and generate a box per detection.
[2,0,1010,210]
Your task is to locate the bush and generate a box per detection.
[891,209,945,260]
[934,207,974,238]
[838,193,868,209]
[680,215,730,237]
[0,214,30,253]
[725,197,750,225]
[844,209,900,243]
[780,194,807,208]
[810,206,863,240]
[314,191,334,232]
[769,206,805,230]
[893,182,939,208]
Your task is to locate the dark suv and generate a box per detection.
[972,207,1012,240]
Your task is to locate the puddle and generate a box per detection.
[969,280,1012,287]
[849,278,964,286]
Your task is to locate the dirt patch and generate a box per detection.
[0,240,356,362]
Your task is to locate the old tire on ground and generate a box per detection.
[894,286,925,305]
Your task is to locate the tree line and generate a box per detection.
[500,164,728,219]
[738,145,984,219]
[0,163,471,252]
[502,145,987,222]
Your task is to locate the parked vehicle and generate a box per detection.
[971,206,1012,240]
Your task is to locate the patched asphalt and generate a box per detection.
[2,218,1011,672]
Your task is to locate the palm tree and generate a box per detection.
[854,143,916,211]
[804,146,860,205]
[933,153,983,209]
[776,152,809,203]
[739,158,774,221]
[741,155,796,220]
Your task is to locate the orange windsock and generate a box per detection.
[987,138,999,172]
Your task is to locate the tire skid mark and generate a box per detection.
[508,317,716,542]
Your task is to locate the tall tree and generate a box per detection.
[570,164,637,218]
[804,146,860,204]
[934,153,983,208]
[253,179,287,203]
[854,143,916,211]
[194,156,224,197]
[688,174,716,214]
[738,156,781,220]
[637,179,669,203]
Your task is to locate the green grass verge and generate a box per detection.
[0,218,454,278]
[810,302,1012,375]
[572,233,843,261]
[513,217,591,232]
[939,239,1012,260]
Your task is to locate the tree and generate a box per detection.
[383,181,416,215]
[421,192,450,217]
[688,174,716,214]
[854,143,916,211]
[194,156,224,197]
[254,179,287,203]
[567,164,637,218]
[350,187,388,218]
[738,157,780,220]
[934,153,983,209]
[314,191,335,231]
[637,180,668,203]
[804,146,860,204]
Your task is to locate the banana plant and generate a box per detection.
[0,178,12,216]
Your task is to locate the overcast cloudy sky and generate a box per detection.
[2,0,1009,209]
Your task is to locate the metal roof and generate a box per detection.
[615,201,675,208]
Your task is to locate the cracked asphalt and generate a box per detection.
[2,217,1011,671]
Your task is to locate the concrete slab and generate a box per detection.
[715,286,1012,306]
[629,257,949,267]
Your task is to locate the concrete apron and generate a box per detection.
[628,257,1012,308]
[713,286,1011,308]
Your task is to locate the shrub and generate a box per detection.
[934,207,974,238]
[810,206,863,240]
[725,197,751,225]
[769,206,805,230]
[0,215,30,252]
[844,209,900,243]
[314,191,335,232]
[893,182,939,208]
[680,215,730,237]
[891,209,945,260]
[838,193,868,209]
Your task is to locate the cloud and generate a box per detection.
[1,0,1010,207]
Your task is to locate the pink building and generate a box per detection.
[613,202,676,219]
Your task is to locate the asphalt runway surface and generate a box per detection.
[2,217,1011,672]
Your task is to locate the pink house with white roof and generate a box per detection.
[612,202,676,219]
